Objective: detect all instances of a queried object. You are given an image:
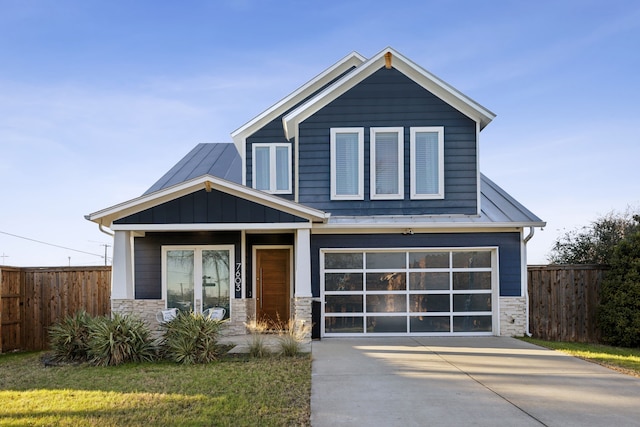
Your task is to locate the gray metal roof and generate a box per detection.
[144,143,241,195]
[479,173,544,225]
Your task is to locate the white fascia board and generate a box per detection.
[111,222,312,232]
[283,47,496,140]
[230,51,366,152]
[86,174,329,226]
[312,221,544,232]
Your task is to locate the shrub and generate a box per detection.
[87,313,156,366]
[48,310,92,363]
[160,311,222,364]
[277,319,311,357]
[598,229,640,347]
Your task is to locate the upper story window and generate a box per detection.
[252,143,291,194]
[410,127,444,199]
[330,128,364,200]
[370,127,404,200]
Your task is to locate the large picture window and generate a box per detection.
[162,245,233,319]
[330,128,364,200]
[370,127,404,200]
[252,143,291,194]
[410,127,444,199]
[321,248,496,336]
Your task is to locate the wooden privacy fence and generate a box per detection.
[528,264,607,343]
[0,266,111,352]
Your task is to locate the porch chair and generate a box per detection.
[156,307,178,323]
[203,307,226,321]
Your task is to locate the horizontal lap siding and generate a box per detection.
[134,231,241,299]
[298,67,478,215]
[310,232,521,297]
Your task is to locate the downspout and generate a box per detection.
[523,227,535,336]
[99,223,115,237]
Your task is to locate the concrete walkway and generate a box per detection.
[311,337,640,427]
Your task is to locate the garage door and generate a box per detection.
[321,249,497,336]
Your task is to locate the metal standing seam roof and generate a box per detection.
[141,143,544,228]
[143,143,242,195]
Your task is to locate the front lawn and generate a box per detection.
[0,351,311,426]
[521,337,640,377]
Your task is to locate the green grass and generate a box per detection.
[0,351,311,426]
[521,337,640,376]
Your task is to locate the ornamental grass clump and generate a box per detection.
[86,313,157,366]
[160,311,223,364]
[48,310,92,363]
[278,319,311,357]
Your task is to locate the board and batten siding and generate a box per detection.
[298,67,478,216]
[114,189,307,225]
[133,231,241,299]
[310,232,522,297]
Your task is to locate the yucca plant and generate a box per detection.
[48,310,92,363]
[160,311,222,364]
[86,313,156,366]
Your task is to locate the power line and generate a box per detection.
[0,230,105,259]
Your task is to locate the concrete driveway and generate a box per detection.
[311,337,640,427]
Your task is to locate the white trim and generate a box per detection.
[320,246,499,337]
[476,121,481,216]
[410,126,444,199]
[283,47,496,141]
[330,127,365,200]
[161,245,234,315]
[86,174,329,226]
[111,231,134,299]
[111,222,313,232]
[370,127,404,200]
[232,51,366,152]
[295,229,312,297]
[251,143,292,194]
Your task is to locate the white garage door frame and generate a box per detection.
[320,247,500,337]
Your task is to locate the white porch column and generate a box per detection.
[294,228,312,297]
[111,230,134,299]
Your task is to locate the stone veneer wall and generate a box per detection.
[292,297,312,341]
[499,297,527,337]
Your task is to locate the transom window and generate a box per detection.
[370,127,404,200]
[410,127,444,199]
[330,128,364,200]
[162,245,233,319]
[252,143,291,194]
[321,249,496,336]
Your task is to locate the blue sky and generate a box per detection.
[1,0,638,266]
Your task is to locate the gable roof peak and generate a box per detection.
[283,46,496,139]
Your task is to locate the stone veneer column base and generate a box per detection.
[499,297,527,337]
[111,299,166,338]
[292,297,312,342]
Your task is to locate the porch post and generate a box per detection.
[294,228,312,297]
[111,230,134,300]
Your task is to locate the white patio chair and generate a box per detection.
[203,307,226,321]
[156,307,178,323]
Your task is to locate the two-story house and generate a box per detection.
[87,47,545,338]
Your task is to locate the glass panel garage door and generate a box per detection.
[322,249,495,336]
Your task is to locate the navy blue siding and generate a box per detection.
[114,189,307,224]
[299,67,478,215]
[134,231,242,299]
[310,232,522,297]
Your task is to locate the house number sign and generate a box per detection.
[235,263,242,293]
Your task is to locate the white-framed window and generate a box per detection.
[252,143,291,194]
[161,245,233,319]
[330,128,364,200]
[370,127,404,200]
[410,127,444,199]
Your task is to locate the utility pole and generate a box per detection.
[101,244,111,266]
[0,253,8,265]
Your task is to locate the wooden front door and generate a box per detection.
[256,249,290,324]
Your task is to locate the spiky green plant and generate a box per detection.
[48,310,92,363]
[86,313,156,366]
[160,311,222,364]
